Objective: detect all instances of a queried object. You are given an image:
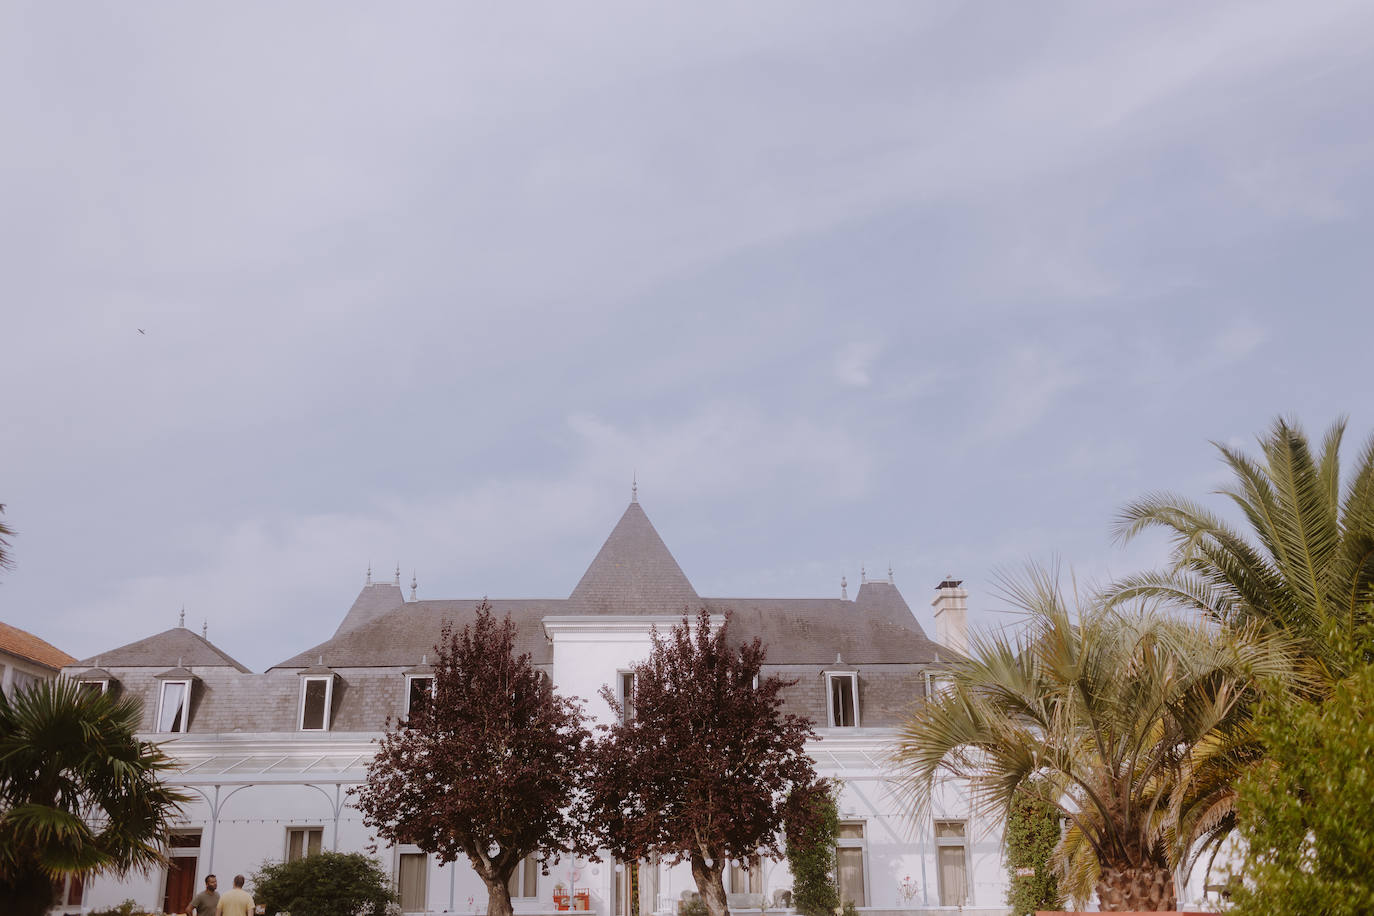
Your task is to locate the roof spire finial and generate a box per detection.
[410,570,418,601]
[841,575,848,600]
[861,565,867,585]
[179,606,185,628]
[394,563,400,586]
[366,563,372,586]
[888,565,894,585]
[202,619,208,639]
[632,472,638,504]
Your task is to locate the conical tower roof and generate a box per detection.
[567,502,700,615]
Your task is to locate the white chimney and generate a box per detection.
[931,577,969,654]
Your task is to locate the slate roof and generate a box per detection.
[334,582,407,636]
[0,620,76,670]
[74,627,252,673]
[270,502,943,670]
[566,502,701,615]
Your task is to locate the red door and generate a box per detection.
[163,857,197,914]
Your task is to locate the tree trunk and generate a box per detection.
[690,853,731,916]
[1093,863,1176,911]
[482,872,516,916]
[0,867,57,916]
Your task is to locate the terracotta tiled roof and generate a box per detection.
[0,620,77,670]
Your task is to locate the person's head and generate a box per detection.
[205,875,217,891]
[233,875,246,889]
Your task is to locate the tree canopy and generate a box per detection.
[586,609,819,916]
[1109,416,1374,688]
[352,602,593,916]
[0,678,187,916]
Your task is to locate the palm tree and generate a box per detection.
[891,568,1295,912]
[0,678,188,916]
[0,503,14,573]
[1107,416,1374,686]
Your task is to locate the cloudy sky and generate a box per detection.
[3,2,1373,672]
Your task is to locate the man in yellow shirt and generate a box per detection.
[216,874,254,916]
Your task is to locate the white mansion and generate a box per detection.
[61,499,1009,915]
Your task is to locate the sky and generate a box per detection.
[3,1,1373,673]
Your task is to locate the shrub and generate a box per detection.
[783,781,840,916]
[1229,663,1374,916]
[1004,781,1063,916]
[88,901,146,916]
[251,851,397,916]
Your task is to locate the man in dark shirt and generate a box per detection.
[189,874,219,916]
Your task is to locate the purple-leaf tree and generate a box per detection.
[352,601,594,916]
[587,609,819,916]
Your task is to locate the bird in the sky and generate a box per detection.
[137,329,146,335]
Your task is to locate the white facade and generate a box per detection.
[65,503,1010,916]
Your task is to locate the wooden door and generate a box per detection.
[163,856,197,915]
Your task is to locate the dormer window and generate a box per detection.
[300,675,334,731]
[154,667,196,733]
[405,675,434,717]
[825,672,859,728]
[157,680,191,733]
[73,668,117,697]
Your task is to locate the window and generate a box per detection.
[618,670,636,724]
[935,820,969,907]
[78,680,108,696]
[286,827,323,862]
[300,676,333,731]
[835,822,867,907]
[397,852,428,912]
[157,680,191,732]
[925,671,954,700]
[405,676,434,717]
[507,855,539,898]
[52,873,85,908]
[728,856,762,895]
[826,673,859,728]
[163,831,201,916]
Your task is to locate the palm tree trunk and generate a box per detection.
[1094,864,1176,911]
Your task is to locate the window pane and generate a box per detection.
[308,828,323,856]
[78,681,105,696]
[168,832,201,849]
[836,847,865,907]
[398,853,427,911]
[836,823,865,840]
[524,856,538,898]
[935,820,966,838]
[67,874,85,906]
[621,672,635,723]
[408,677,433,716]
[159,682,188,732]
[831,676,855,727]
[288,829,304,862]
[302,678,328,729]
[938,845,967,906]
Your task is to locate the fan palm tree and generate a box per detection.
[0,678,188,916]
[891,568,1296,912]
[1107,416,1374,686]
[0,503,14,573]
